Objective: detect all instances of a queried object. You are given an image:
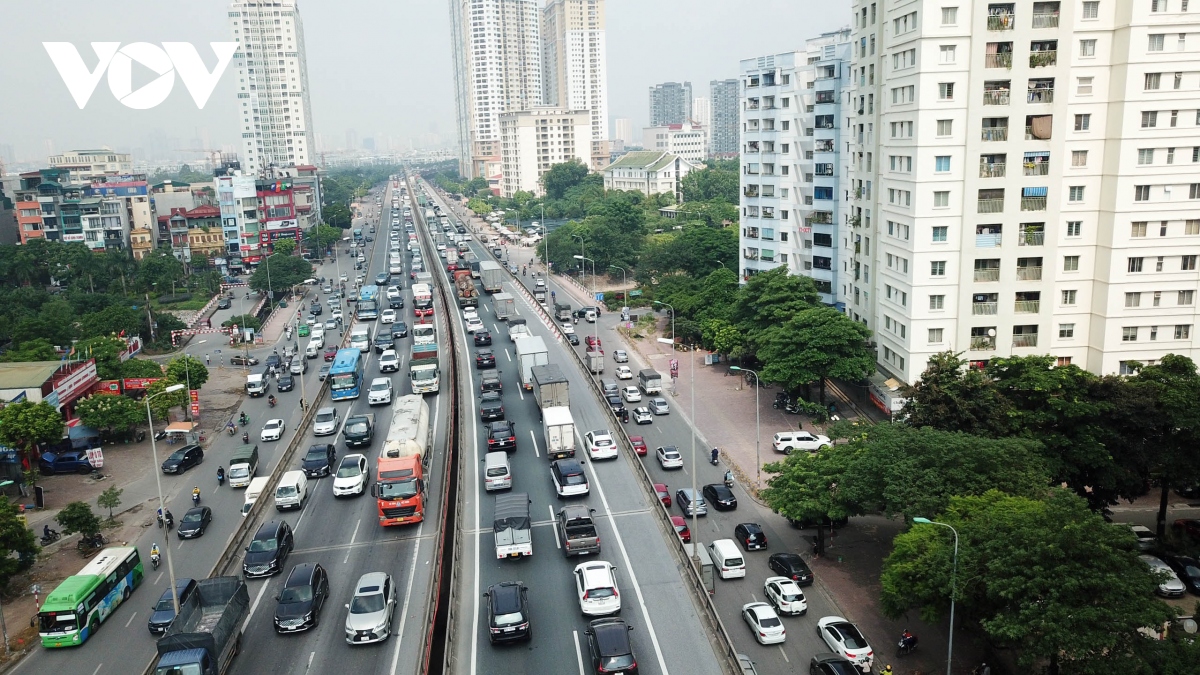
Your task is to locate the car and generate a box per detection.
[670,516,691,543]
[476,349,496,369]
[676,488,707,517]
[375,273,390,285]
[474,330,492,346]
[324,346,339,361]
[379,349,400,373]
[288,357,308,375]
[333,454,369,497]
[313,407,340,436]
[381,309,397,324]
[656,445,684,470]
[229,355,259,366]
[177,506,212,539]
[242,520,294,578]
[629,436,647,456]
[276,373,296,392]
[484,581,531,644]
[772,431,833,454]
[217,298,232,310]
[585,335,602,348]
[809,653,861,675]
[816,616,873,670]
[260,418,286,442]
[584,618,638,675]
[274,562,329,633]
[302,443,336,478]
[373,332,394,353]
[147,577,198,635]
[535,278,546,289]
[560,321,575,335]
[161,445,204,474]
[265,353,283,370]
[309,304,323,316]
[615,366,633,380]
[648,398,670,415]
[620,386,642,403]
[479,391,505,421]
[585,430,619,460]
[768,552,814,585]
[365,236,373,242]
[466,317,485,333]
[551,458,590,498]
[567,333,580,345]
[345,571,397,644]
[575,561,621,616]
[607,396,627,416]
[1161,554,1200,595]
[386,285,402,299]
[318,364,331,381]
[480,371,503,393]
[742,602,786,645]
[613,349,628,363]
[297,323,310,337]
[1173,518,1200,539]
[463,306,479,320]
[1125,524,1158,551]
[703,484,738,511]
[324,319,339,331]
[632,407,652,424]
[331,307,345,321]
[653,483,671,508]
[368,377,393,405]
[486,420,516,452]
[1140,554,1187,597]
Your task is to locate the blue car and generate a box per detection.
[38,450,93,475]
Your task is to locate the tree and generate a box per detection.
[0,338,58,363]
[271,238,297,257]
[305,224,343,252]
[166,354,209,390]
[899,351,1014,437]
[73,335,129,380]
[880,490,1177,673]
[75,393,144,438]
[756,307,875,402]
[701,319,745,358]
[733,268,820,337]
[79,304,143,341]
[97,486,123,520]
[541,160,590,200]
[144,378,187,422]
[0,401,65,464]
[681,161,740,203]
[467,198,492,215]
[1131,354,1200,537]
[0,499,38,585]
[56,501,102,538]
[248,253,314,296]
[121,358,166,379]
[222,314,262,332]
[138,249,186,292]
[323,202,352,228]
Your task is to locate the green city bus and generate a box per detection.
[38,546,144,647]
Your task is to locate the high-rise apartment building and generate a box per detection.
[846,0,1200,384]
[649,82,693,126]
[693,96,712,129]
[450,0,543,180]
[643,123,709,164]
[499,107,592,198]
[48,148,133,183]
[542,0,610,168]
[228,0,315,174]
[614,118,634,146]
[710,79,741,157]
[739,30,853,307]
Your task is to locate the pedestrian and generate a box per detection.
[205,354,210,365]
[299,398,307,412]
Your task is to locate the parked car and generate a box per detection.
[1161,554,1200,595]
[764,577,806,615]
[1140,554,1187,597]
[816,617,873,670]
[656,445,683,470]
[676,488,707,517]
[772,431,832,454]
[768,552,814,586]
[40,449,94,475]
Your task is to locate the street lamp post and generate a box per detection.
[608,265,630,306]
[912,517,960,675]
[728,366,761,480]
[573,255,599,354]
[653,299,699,572]
[147,384,186,614]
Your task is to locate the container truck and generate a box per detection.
[514,336,549,390]
[532,364,569,411]
[542,406,576,460]
[493,292,516,321]
[638,368,663,394]
[153,577,249,675]
[410,343,440,394]
[454,270,478,308]
[493,493,533,559]
[586,351,604,374]
[374,395,430,526]
[479,261,504,293]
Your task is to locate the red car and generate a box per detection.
[1174,519,1200,539]
[323,346,338,361]
[653,483,671,508]
[670,516,691,543]
[447,263,459,272]
[629,436,647,456]
[585,335,602,348]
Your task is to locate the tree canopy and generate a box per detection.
[0,401,65,461]
[249,253,314,296]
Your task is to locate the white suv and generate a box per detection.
[585,430,618,460]
[574,561,621,616]
[367,377,393,405]
[379,349,400,373]
[772,431,831,454]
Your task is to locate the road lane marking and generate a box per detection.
[550,505,561,549]
[779,646,789,662]
[154,571,164,584]
[389,524,423,674]
[243,579,271,631]
[504,349,512,362]
[573,630,586,675]
[530,429,540,458]
[307,652,316,671]
[344,518,362,564]
[91,665,102,675]
[124,611,137,628]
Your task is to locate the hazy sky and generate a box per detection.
[0,0,845,163]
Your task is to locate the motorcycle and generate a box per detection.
[724,471,735,489]
[710,449,720,466]
[897,631,919,656]
[226,424,237,436]
[242,431,250,444]
[40,529,61,546]
[239,412,249,427]
[164,512,174,531]
[217,468,225,487]
[151,550,161,570]
[192,493,201,506]
[783,401,802,415]
[268,396,277,408]
[156,511,164,528]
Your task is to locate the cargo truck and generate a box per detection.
[554,302,572,321]
[533,289,546,305]
[374,395,430,526]
[153,577,249,675]
[227,445,260,488]
[531,364,569,411]
[638,368,663,394]
[343,413,376,448]
[514,336,549,390]
[479,260,504,293]
[542,406,576,460]
[507,317,531,342]
[350,323,372,352]
[454,269,478,308]
[493,493,533,559]
[586,351,604,374]
[492,292,516,321]
[469,258,482,279]
[410,342,440,394]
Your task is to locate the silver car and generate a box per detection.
[345,572,396,644]
[313,407,340,436]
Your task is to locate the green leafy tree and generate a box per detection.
[1131,354,1200,537]
[73,335,129,380]
[75,393,144,437]
[0,499,38,582]
[0,338,59,363]
[899,351,1015,437]
[733,268,820,337]
[79,304,143,341]
[541,160,590,200]
[680,160,740,203]
[700,319,745,357]
[467,198,492,215]
[55,501,102,538]
[166,354,209,390]
[323,202,352,228]
[97,486,123,520]
[271,238,297,257]
[121,358,166,379]
[305,224,343,252]
[756,307,874,402]
[248,254,314,296]
[138,249,186,293]
[0,401,65,465]
[144,378,187,422]
[222,314,262,332]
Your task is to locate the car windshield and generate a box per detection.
[371,382,389,391]
[183,512,203,523]
[350,592,385,614]
[248,537,278,553]
[378,480,419,499]
[306,448,327,461]
[155,593,182,612]
[337,462,362,478]
[839,625,868,648]
[758,613,782,628]
[38,611,79,633]
[279,586,312,604]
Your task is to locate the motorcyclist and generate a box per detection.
[192,486,201,499]
[44,524,57,539]
[239,411,249,426]
[268,394,277,407]
[900,629,917,651]
[711,447,720,464]
[242,431,250,444]
[217,466,225,485]
[164,510,174,528]
[226,421,237,435]
[151,542,160,558]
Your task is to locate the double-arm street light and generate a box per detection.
[147,384,186,614]
[912,517,960,675]
[728,365,762,480]
[573,255,600,352]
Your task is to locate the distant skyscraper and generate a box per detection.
[692,96,711,128]
[710,79,740,157]
[614,118,633,146]
[228,0,315,174]
[346,129,358,152]
[649,82,692,127]
[542,0,610,167]
[449,0,543,180]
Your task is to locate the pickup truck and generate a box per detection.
[343,413,377,448]
[38,450,93,475]
[557,504,600,557]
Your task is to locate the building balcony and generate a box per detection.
[1016,265,1043,280]
[985,53,1013,69]
[980,162,1007,178]
[973,302,999,315]
[809,211,833,224]
[1027,88,1054,104]
[984,89,1011,105]
[744,187,759,198]
[743,250,760,260]
[1031,12,1060,28]
[988,13,1015,30]
[974,268,1002,282]
[971,336,998,351]
[978,198,1005,213]
[1029,51,1057,68]
[1021,196,1047,211]
[1012,333,1039,347]
[1019,230,1045,246]
[981,127,1009,142]
[1014,300,1041,313]
[976,233,1003,247]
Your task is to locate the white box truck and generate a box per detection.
[542,406,576,460]
[515,336,549,390]
[492,292,516,321]
[350,323,372,352]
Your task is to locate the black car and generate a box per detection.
[302,443,336,478]
[474,330,492,346]
[374,333,393,353]
[277,373,296,392]
[365,236,373,242]
[484,581,531,643]
[733,522,767,551]
[606,396,627,416]
[768,552,814,586]
[391,322,409,339]
[389,297,405,309]
[274,562,329,633]
[265,354,283,370]
[702,484,738,511]
[243,520,294,578]
[177,506,212,539]
[230,355,259,366]
[476,349,496,369]
[147,577,198,635]
[480,391,505,421]
[309,304,322,316]
[480,371,503,393]
[567,333,580,345]
[810,653,860,675]
[585,618,637,674]
[456,225,466,234]
[161,445,204,474]
[375,273,390,285]
[217,298,232,310]
[1162,554,1200,595]
[487,420,517,452]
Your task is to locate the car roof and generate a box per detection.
[591,619,631,654]
[254,520,284,539]
[285,562,317,586]
[341,453,367,465]
[578,561,614,586]
[490,582,524,613]
[555,459,584,473]
[737,522,763,533]
[371,377,390,385]
[317,406,335,414]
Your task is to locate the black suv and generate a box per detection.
[161,445,204,474]
[480,371,503,393]
[479,391,505,421]
[243,520,294,578]
[484,581,531,643]
[390,321,409,339]
[276,373,295,392]
[585,618,637,674]
[302,443,336,478]
[475,349,496,369]
[474,330,492,346]
[273,563,329,633]
[486,420,517,452]
[389,296,405,309]
[733,522,767,551]
[702,484,738,511]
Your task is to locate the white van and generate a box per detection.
[274,470,309,510]
[484,452,512,491]
[245,373,269,397]
[241,476,270,517]
[709,539,746,579]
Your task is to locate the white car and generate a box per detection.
[620,386,642,403]
[333,454,369,497]
[260,418,286,442]
[763,577,807,616]
[313,407,340,436]
[772,431,832,454]
[656,445,684,470]
[742,602,786,645]
[463,307,479,320]
[560,321,575,335]
[585,430,618,460]
[331,307,344,321]
[379,349,400,373]
[615,366,633,380]
[817,616,873,670]
[465,317,484,333]
[386,286,402,300]
[380,309,396,324]
[574,561,621,616]
[367,377,393,405]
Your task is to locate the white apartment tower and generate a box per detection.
[847,0,1200,384]
[228,0,315,175]
[542,0,610,168]
[739,30,853,307]
[499,107,591,197]
[450,0,543,180]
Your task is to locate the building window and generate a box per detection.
[1083,1,1100,19]
[940,45,957,63]
[1128,257,1144,272]
[1187,219,1200,234]
[1068,186,1085,202]
[929,328,944,344]
[1080,39,1097,57]
[931,261,947,276]
[934,191,950,207]
[1152,0,1167,11]
[1074,114,1091,131]
[1138,148,1155,165]
[1184,254,1198,270]
[932,226,949,242]
[1176,324,1193,339]
[1122,327,1139,342]
[1135,185,1151,201]
[1126,292,1142,307]
[935,155,951,172]
[1132,221,1148,237]
[939,82,955,100]
[1145,73,1162,90]
[1180,290,1196,305]
[1077,76,1093,95]
[1191,183,1200,199]
[1062,289,1078,305]
[1064,255,1081,271]
[942,6,958,25]
[1059,323,1075,338]
[936,119,953,136]
[1072,150,1088,166]
[930,294,945,310]
[1149,34,1165,51]
[1141,111,1158,128]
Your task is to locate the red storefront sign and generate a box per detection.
[122,377,163,390]
[189,389,200,420]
